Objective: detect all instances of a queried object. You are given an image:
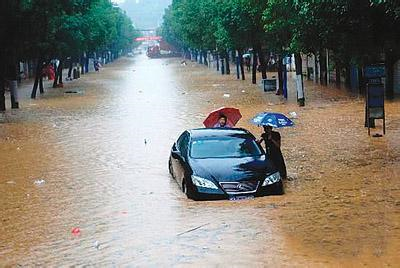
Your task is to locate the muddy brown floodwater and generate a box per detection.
[0,55,399,266]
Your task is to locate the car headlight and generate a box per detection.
[262,172,281,186]
[191,175,218,189]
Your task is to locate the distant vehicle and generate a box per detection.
[169,128,283,200]
[127,52,134,57]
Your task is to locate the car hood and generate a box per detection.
[189,156,276,182]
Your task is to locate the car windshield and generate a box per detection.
[190,136,263,159]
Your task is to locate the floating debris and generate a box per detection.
[34,179,46,185]
[71,227,81,236]
[177,223,210,236]
[289,111,298,119]
[223,93,230,98]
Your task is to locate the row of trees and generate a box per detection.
[160,0,400,105]
[0,0,138,110]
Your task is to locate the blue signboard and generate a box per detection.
[366,83,385,135]
[364,65,385,79]
[367,84,384,108]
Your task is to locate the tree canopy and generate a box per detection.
[161,0,400,64]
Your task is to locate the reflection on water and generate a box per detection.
[0,55,399,266]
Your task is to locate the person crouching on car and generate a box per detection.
[257,125,287,179]
[214,114,231,128]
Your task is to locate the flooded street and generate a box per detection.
[1,55,399,266]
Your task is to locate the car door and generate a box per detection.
[171,132,189,187]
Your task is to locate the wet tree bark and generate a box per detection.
[31,58,43,99]
[238,50,245,80]
[68,57,73,79]
[319,50,327,85]
[6,61,19,109]
[221,55,225,75]
[358,66,365,94]
[277,56,283,95]
[257,47,267,79]
[335,64,341,88]
[295,53,305,106]
[225,50,230,75]
[216,53,219,72]
[198,51,203,64]
[203,51,208,66]
[385,50,395,100]
[252,50,257,84]
[344,63,351,89]
[0,52,5,111]
[313,53,318,83]
[235,50,240,79]
[53,60,59,88]
[58,59,63,86]
[0,74,5,111]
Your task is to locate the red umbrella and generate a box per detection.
[203,107,242,128]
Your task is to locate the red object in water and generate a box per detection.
[71,227,81,236]
[203,107,242,128]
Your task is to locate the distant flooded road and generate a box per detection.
[1,54,399,266]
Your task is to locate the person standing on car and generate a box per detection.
[258,125,287,179]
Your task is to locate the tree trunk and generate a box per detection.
[344,63,351,89]
[306,56,311,80]
[295,53,305,106]
[68,58,73,79]
[252,50,257,84]
[58,59,63,85]
[0,52,5,111]
[283,60,288,99]
[319,50,327,85]
[203,51,208,66]
[0,74,5,111]
[385,50,395,99]
[358,66,365,95]
[258,48,267,79]
[277,56,283,95]
[335,65,341,88]
[6,62,19,109]
[225,50,230,75]
[216,53,220,72]
[221,55,225,75]
[238,50,245,80]
[313,53,318,83]
[31,59,43,99]
[235,50,240,79]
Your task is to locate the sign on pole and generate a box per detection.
[364,64,386,136]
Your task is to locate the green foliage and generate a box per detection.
[161,0,217,50]
[0,0,138,62]
[161,0,400,65]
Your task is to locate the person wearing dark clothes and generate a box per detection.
[258,125,287,179]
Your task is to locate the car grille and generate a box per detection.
[219,181,259,195]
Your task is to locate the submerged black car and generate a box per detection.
[168,128,283,200]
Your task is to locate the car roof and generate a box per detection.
[187,128,253,139]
